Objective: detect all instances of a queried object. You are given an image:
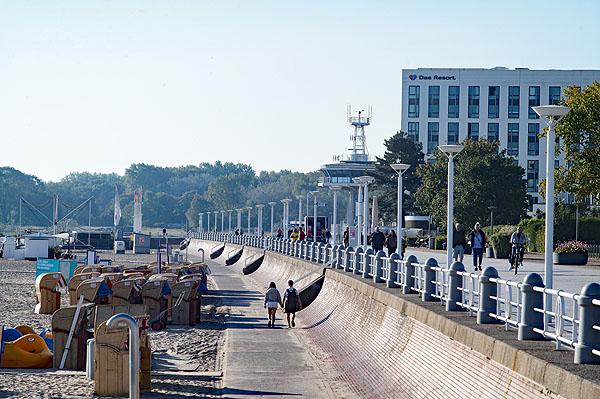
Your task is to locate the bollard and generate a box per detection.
[387,253,401,288]
[324,244,332,264]
[315,243,323,263]
[518,273,545,340]
[343,247,353,272]
[305,242,311,261]
[106,313,140,399]
[422,258,438,301]
[354,247,373,278]
[446,261,465,311]
[477,266,501,324]
[574,282,600,364]
[403,255,418,295]
[351,247,361,275]
[374,250,386,283]
[332,245,340,268]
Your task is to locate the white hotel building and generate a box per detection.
[400,67,600,209]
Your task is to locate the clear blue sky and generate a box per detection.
[1,0,598,182]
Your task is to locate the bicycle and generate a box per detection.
[509,245,524,275]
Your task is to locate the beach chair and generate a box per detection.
[142,277,169,324]
[76,277,113,305]
[35,273,67,314]
[51,303,95,370]
[68,273,99,305]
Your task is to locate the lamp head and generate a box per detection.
[295,195,305,200]
[255,204,264,208]
[268,202,277,206]
[310,190,320,196]
[438,144,465,158]
[532,105,571,124]
[357,175,375,184]
[281,198,293,203]
[329,185,342,191]
[391,163,411,174]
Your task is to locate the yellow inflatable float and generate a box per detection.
[1,332,53,369]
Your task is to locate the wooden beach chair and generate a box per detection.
[35,273,66,314]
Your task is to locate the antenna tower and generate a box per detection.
[346,105,372,162]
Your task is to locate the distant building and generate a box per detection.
[400,67,600,211]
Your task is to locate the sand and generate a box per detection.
[0,251,225,398]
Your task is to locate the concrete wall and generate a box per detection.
[190,239,599,398]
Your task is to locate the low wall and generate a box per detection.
[190,239,599,399]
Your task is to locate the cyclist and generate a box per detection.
[509,226,527,271]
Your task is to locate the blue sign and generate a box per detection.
[35,259,79,282]
[317,202,327,207]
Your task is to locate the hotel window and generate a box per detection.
[428,86,440,118]
[488,86,499,118]
[527,160,539,192]
[529,86,540,119]
[467,123,479,141]
[528,123,540,156]
[508,123,519,156]
[549,86,561,105]
[487,123,499,142]
[468,86,480,118]
[408,86,420,117]
[448,86,460,118]
[508,86,520,118]
[448,122,459,145]
[427,122,439,153]
[408,122,419,142]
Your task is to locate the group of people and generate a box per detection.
[342,226,402,257]
[452,222,527,272]
[264,279,302,328]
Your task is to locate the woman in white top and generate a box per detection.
[264,282,283,328]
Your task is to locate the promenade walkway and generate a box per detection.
[190,253,337,398]
[404,247,600,294]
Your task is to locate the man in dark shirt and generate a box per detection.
[453,223,467,262]
[371,227,386,252]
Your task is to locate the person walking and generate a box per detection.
[264,282,283,328]
[385,230,398,257]
[283,280,302,328]
[298,226,306,241]
[343,227,350,247]
[324,228,332,244]
[290,228,299,241]
[371,226,386,252]
[468,222,487,271]
[453,223,467,263]
[276,228,283,238]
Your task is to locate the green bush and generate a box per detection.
[435,235,446,250]
[519,219,545,252]
[406,236,418,247]
[490,231,512,255]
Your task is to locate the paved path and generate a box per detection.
[405,247,600,293]
[190,254,336,399]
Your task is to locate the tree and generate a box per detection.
[371,131,425,222]
[545,82,600,239]
[415,139,529,231]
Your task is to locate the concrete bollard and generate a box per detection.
[315,243,323,263]
[446,261,465,311]
[518,273,545,340]
[477,266,501,324]
[353,247,363,275]
[355,248,373,278]
[374,250,386,283]
[305,242,311,261]
[344,247,353,272]
[324,244,332,264]
[422,258,438,301]
[403,255,418,295]
[575,282,600,364]
[387,253,401,288]
[336,245,345,269]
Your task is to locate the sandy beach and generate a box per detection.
[0,251,225,398]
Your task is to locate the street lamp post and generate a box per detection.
[310,191,320,242]
[353,180,363,247]
[354,176,374,250]
[296,195,304,232]
[281,199,293,238]
[268,202,276,236]
[391,164,411,255]
[330,186,342,245]
[221,211,225,233]
[198,213,204,234]
[206,211,211,233]
[488,206,497,235]
[533,105,571,322]
[246,206,252,234]
[236,209,242,232]
[256,204,264,235]
[438,144,465,269]
[228,210,233,234]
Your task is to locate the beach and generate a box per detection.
[0,251,224,398]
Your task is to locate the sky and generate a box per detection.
[1,0,599,182]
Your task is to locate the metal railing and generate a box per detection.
[192,232,600,364]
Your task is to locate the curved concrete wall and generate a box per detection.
[190,240,597,398]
